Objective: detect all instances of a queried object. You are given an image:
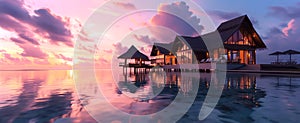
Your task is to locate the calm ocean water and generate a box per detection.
[0,70,299,123]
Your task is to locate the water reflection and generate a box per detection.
[0,70,300,122]
[0,70,95,123]
[214,73,266,123]
[117,72,266,122]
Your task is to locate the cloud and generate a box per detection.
[268,4,300,20]
[282,19,295,36]
[0,0,30,21]
[103,49,113,54]
[77,43,97,54]
[10,37,26,44]
[0,0,74,47]
[150,1,204,36]
[3,53,20,62]
[133,35,157,45]
[1,53,32,65]
[258,18,300,63]
[112,42,128,55]
[113,2,136,10]
[97,58,109,64]
[207,10,260,28]
[18,33,39,45]
[18,43,48,59]
[138,45,152,56]
[33,59,50,65]
[54,53,72,61]
[208,10,242,21]
[32,9,73,46]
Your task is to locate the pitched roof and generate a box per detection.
[217,15,266,49]
[118,45,149,60]
[150,15,267,55]
[178,36,208,52]
[175,15,266,51]
[150,42,174,56]
[175,30,224,52]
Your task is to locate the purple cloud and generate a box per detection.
[151,1,204,36]
[32,9,73,45]
[0,0,30,21]
[0,0,74,47]
[10,37,26,44]
[18,44,48,59]
[268,4,300,20]
[258,19,300,63]
[18,33,40,45]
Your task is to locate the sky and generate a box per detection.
[0,0,300,70]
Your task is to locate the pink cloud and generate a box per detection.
[0,0,75,47]
[112,42,128,55]
[282,19,295,36]
[113,2,136,10]
[133,35,157,45]
[138,45,152,56]
[54,53,72,61]
[77,43,97,54]
[18,44,48,59]
[103,49,113,54]
[33,59,50,65]
[1,53,32,65]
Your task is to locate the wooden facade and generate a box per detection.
[150,15,266,66]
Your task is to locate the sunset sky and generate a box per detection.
[0,0,300,70]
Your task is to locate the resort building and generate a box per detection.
[150,42,177,66]
[118,15,267,72]
[150,15,266,66]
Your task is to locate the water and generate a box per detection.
[0,70,300,123]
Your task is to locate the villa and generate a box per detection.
[119,15,267,71]
[150,15,266,67]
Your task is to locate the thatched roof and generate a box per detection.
[118,45,149,60]
[283,49,300,55]
[269,51,284,55]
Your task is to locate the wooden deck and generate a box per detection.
[119,63,153,68]
[160,63,223,72]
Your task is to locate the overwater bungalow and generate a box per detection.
[150,15,267,69]
[119,15,267,72]
[118,45,152,74]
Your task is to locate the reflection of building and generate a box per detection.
[216,73,266,123]
[225,73,257,89]
[150,15,266,66]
